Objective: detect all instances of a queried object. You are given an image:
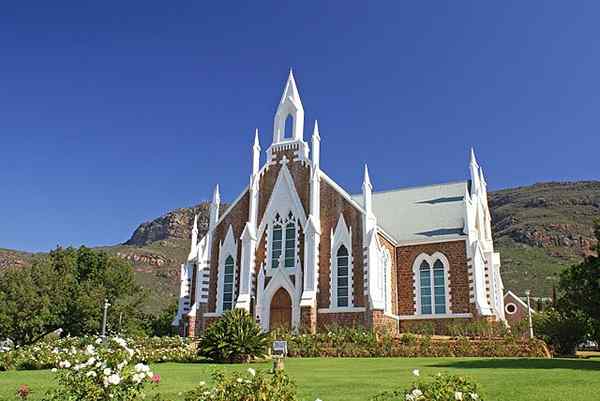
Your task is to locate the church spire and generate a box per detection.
[273,69,305,144]
[469,147,481,197]
[252,129,261,176]
[362,164,374,218]
[209,184,220,231]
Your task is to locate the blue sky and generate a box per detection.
[1,1,599,252]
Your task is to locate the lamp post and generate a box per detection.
[525,290,534,339]
[101,299,111,339]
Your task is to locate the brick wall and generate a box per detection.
[396,239,471,315]
[207,191,250,312]
[318,180,365,309]
[317,311,366,329]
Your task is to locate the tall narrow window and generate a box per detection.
[433,260,446,314]
[222,255,234,311]
[419,260,432,314]
[336,245,349,307]
[271,222,282,269]
[284,221,296,268]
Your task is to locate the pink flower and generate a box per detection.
[150,374,161,384]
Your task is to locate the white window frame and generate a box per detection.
[267,212,297,272]
[216,225,237,315]
[330,214,354,309]
[412,252,451,316]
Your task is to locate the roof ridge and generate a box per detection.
[352,180,468,196]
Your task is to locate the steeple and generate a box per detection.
[273,69,305,144]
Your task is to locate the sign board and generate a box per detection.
[272,340,288,357]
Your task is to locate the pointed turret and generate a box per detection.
[312,120,321,170]
[273,69,305,144]
[469,148,481,197]
[209,184,220,231]
[362,164,374,217]
[252,129,261,176]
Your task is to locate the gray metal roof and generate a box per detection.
[352,181,469,244]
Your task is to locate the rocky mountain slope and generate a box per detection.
[2,181,598,307]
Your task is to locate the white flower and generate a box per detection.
[114,337,127,348]
[51,368,58,373]
[86,357,96,366]
[469,394,479,400]
[247,368,256,377]
[59,360,71,368]
[405,395,415,401]
[455,392,463,400]
[132,373,144,384]
[135,363,150,373]
[236,378,243,383]
[146,371,154,378]
[107,373,121,385]
[86,371,97,378]
[315,399,323,401]
[199,381,206,386]
[412,369,420,377]
[412,389,423,397]
[85,344,96,355]
[103,368,112,376]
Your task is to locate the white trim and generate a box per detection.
[399,313,472,320]
[413,252,452,315]
[257,267,301,332]
[330,214,354,308]
[203,312,221,318]
[505,302,518,315]
[377,226,399,245]
[504,290,537,314]
[381,248,393,315]
[216,225,237,315]
[317,307,366,313]
[265,211,299,275]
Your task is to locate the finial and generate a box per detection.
[193,213,198,230]
[254,128,260,149]
[212,184,220,204]
[363,164,372,189]
[470,147,478,166]
[312,120,320,140]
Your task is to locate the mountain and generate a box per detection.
[1,181,598,308]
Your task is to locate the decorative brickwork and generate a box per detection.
[369,310,398,333]
[300,305,317,333]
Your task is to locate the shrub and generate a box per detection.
[42,337,157,401]
[371,371,484,401]
[533,309,589,356]
[183,368,298,401]
[198,309,269,363]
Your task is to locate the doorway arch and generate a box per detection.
[269,287,292,331]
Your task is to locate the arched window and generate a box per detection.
[336,245,349,307]
[418,257,447,315]
[270,212,296,269]
[222,255,235,311]
[283,114,294,139]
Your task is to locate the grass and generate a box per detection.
[2,358,600,401]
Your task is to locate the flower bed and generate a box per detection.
[0,336,197,371]
[271,329,550,358]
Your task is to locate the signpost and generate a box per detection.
[272,340,287,371]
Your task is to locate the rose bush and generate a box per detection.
[0,336,197,371]
[371,370,484,401]
[42,336,159,401]
[183,368,299,401]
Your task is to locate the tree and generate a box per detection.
[0,247,144,345]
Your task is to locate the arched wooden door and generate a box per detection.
[269,287,292,331]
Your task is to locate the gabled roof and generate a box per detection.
[352,181,469,244]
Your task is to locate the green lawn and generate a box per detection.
[1,358,599,401]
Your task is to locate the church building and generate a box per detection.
[173,72,505,336]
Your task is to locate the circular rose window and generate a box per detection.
[505,303,517,315]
